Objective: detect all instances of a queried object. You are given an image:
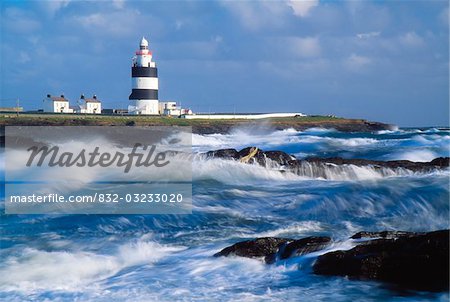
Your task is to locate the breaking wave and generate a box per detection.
[0,237,185,293]
[1,127,449,301]
[192,156,446,184]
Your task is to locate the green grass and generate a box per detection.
[0,113,374,130]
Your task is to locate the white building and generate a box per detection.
[159,101,193,116]
[42,94,73,113]
[77,94,102,114]
[128,37,159,115]
[181,112,305,119]
[159,101,177,115]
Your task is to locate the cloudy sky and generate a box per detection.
[1,0,448,126]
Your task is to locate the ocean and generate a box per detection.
[0,127,449,301]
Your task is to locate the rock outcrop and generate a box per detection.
[214,236,332,264]
[205,147,296,167]
[302,156,450,172]
[280,236,331,260]
[213,237,292,263]
[313,230,450,292]
[350,230,425,240]
[214,230,449,292]
[204,147,450,173]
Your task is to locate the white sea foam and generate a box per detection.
[192,128,301,152]
[388,149,439,162]
[192,129,383,153]
[376,130,399,135]
[6,138,194,196]
[192,158,305,184]
[0,238,185,293]
[245,221,324,238]
[302,127,337,133]
[298,135,379,147]
[191,155,440,184]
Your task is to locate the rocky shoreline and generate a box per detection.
[204,146,450,174]
[0,115,394,134]
[214,230,450,292]
[209,147,449,292]
[190,119,394,134]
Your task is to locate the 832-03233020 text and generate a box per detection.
[9,193,184,204]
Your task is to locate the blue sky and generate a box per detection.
[1,0,448,126]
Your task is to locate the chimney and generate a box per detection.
[60,94,65,98]
[80,94,85,99]
[93,95,97,100]
[47,94,51,98]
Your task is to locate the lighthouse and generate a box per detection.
[128,37,159,115]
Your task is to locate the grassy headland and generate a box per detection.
[0,113,394,134]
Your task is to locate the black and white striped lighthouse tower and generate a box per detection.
[128,37,159,115]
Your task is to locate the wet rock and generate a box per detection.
[264,151,296,166]
[205,148,238,159]
[429,157,450,168]
[204,147,296,167]
[313,230,450,292]
[213,237,292,263]
[350,231,425,240]
[214,236,332,264]
[280,236,331,260]
[302,157,450,172]
[203,147,449,173]
[236,147,266,166]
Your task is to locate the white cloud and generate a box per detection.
[356,31,380,39]
[175,20,184,30]
[18,51,31,64]
[221,1,320,30]
[290,37,321,58]
[258,59,329,79]
[221,2,264,31]
[42,0,71,16]
[345,53,371,71]
[213,35,223,43]
[2,8,41,34]
[220,1,290,31]
[72,9,142,37]
[160,36,223,60]
[439,7,449,26]
[112,0,126,9]
[399,31,424,48]
[287,0,319,17]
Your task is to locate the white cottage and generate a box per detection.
[77,94,102,114]
[43,94,73,113]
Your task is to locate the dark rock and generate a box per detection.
[429,157,450,168]
[264,151,296,166]
[302,157,450,172]
[214,236,332,264]
[203,147,449,174]
[350,231,425,240]
[205,148,238,159]
[236,147,258,158]
[313,230,450,292]
[236,147,266,166]
[204,147,296,167]
[214,237,292,263]
[280,236,331,260]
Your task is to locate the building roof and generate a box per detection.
[80,95,101,103]
[84,98,101,103]
[140,37,149,47]
[49,96,69,102]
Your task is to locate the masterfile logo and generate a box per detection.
[25,143,170,173]
[4,126,192,214]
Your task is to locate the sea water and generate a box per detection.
[0,127,449,301]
